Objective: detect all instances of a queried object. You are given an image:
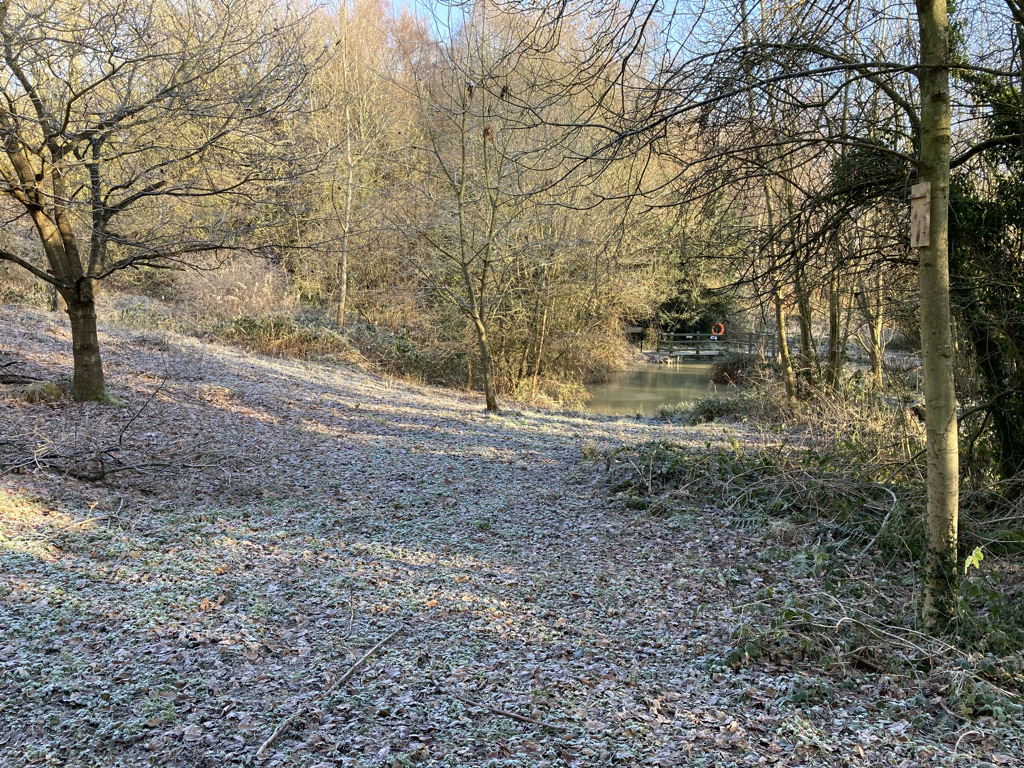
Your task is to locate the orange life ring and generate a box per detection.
[711,322,725,336]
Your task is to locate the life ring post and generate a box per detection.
[711,322,725,336]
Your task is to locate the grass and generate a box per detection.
[212,312,360,361]
[658,392,761,424]
[112,297,365,366]
[16,381,62,403]
[608,438,1024,726]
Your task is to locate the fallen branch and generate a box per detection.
[255,626,401,760]
[452,692,567,732]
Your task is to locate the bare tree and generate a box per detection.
[298,0,415,328]
[0,0,316,400]
[399,3,620,410]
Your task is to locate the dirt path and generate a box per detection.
[0,307,1016,767]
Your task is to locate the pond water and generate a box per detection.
[585,363,722,417]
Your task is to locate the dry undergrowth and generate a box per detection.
[1,304,1021,768]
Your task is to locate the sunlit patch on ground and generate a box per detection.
[0,487,97,561]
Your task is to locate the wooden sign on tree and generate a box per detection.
[910,182,931,248]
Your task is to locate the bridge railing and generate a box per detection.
[653,331,777,358]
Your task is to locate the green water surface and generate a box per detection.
[586,363,724,416]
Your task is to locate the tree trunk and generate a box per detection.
[916,0,959,626]
[530,303,549,399]
[473,318,498,412]
[774,291,797,400]
[867,319,884,388]
[517,338,531,385]
[65,292,108,402]
[336,7,354,329]
[825,270,842,390]
[794,266,817,387]
[858,272,885,389]
[337,233,349,327]
[335,106,353,328]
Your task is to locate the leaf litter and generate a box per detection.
[0,305,1020,767]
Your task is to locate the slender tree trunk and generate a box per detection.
[916,0,959,625]
[859,273,885,388]
[336,159,351,327]
[335,109,354,328]
[530,303,549,398]
[473,317,498,411]
[521,279,543,387]
[867,318,884,388]
[517,338,531,384]
[65,291,108,402]
[839,277,856,384]
[826,270,842,390]
[775,291,797,399]
[794,266,816,386]
[336,6,354,329]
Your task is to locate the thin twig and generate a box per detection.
[117,377,167,448]
[55,515,108,532]
[255,627,401,760]
[859,485,898,556]
[890,446,926,476]
[322,627,401,696]
[452,692,567,732]
[953,729,981,754]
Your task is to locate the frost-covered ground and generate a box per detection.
[0,305,1018,767]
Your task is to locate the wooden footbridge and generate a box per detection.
[644,331,777,359]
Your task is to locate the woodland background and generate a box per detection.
[3,1,1024,764]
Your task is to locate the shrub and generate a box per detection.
[347,322,466,386]
[114,296,180,331]
[659,392,756,423]
[108,254,292,321]
[659,382,797,425]
[213,313,359,361]
[708,353,765,386]
[178,256,294,320]
[609,439,924,555]
[546,379,591,409]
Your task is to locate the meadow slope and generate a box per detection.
[0,305,1018,767]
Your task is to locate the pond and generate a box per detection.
[585,362,727,417]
